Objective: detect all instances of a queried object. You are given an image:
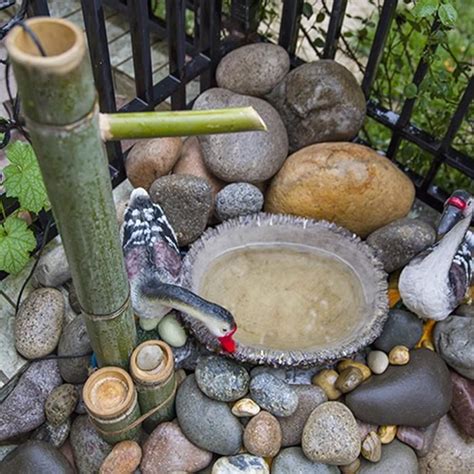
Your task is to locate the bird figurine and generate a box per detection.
[399,190,473,321]
[122,187,237,352]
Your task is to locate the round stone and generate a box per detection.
[157,312,188,348]
[232,398,261,417]
[359,439,418,473]
[302,401,361,465]
[216,43,290,97]
[361,431,382,463]
[337,359,371,381]
[100,441,142,474]
[249,373,298,417]
[136,345,164,371]
[335,367,364,394]
[45,384,78,427]
[273,447,339,474]
[212,454,269,473]
[367,350,389,374]
[312,369,342,400]
[243,411,282,457]
[215,183,264,222]
[15,288,65,359]
[377,425,397,444]
[195,356,250,402]
[388,345,410,365]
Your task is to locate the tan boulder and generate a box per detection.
[265,142,415,237]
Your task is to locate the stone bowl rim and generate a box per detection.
[180,212,389,367]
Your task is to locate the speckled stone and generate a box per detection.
[70,416,112,474]
[0,360,62,441]
[250,366,286,381]
[243,411,281,457]
[359,440,418,473]
[57,315,91,384]
[15,288,64,359]
[366,218,436,273]
[215,183,264,222]
[449,371,474,437]
[100,441,142,474]
[74,384,86,414]
[211,454,269,473]
[249,373,298,417]
[396,420,439,457]
[32,419,71,448]
[367,350,389,375]
[0,441,73,474]
[277,384,327,447]
[302,401,361,465]
[373,309,424,352]
[346,349,452,427]
[45,384,78,427]
[273,447,339,474]
[176,375,243,455]
[336,367,364,393]
[195,356,250,402]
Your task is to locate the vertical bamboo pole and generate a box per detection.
[6,18,136,368]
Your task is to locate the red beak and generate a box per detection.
[218,326,237,353]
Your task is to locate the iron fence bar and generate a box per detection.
[322,0,347,59]
[278,0,303,54]
[230,0,261,34]
[27,0,49,16]
[199,0,221,92]
[128,0,154,105]
[167,0,187,109]
[361,0,398,97]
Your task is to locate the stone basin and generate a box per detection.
[180,213,388,367]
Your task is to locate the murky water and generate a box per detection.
[200,247,365,350]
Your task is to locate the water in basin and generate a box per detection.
[199,246,365,351]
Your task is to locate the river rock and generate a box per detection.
[216,43,290,97]
[366,218,436,272]
[346,349,452,426]
[278,384,327,446]
[232,398,261,417]
[359,439,418,473]
[273,447,338,474]
[150,174,212,245]
[212,454,269,474]
[32,244,71,288]
[32,420,71,448]
[396,420,439,457]
[243,411,281,457]
[215,183,264,222]
[250,366,286,381]
[449,371,474,437]
[0,446,17,462]
[58,314,91,384]
[302,401,360,465]
[434,314,474,379]
[418,415,474,473]
[0,441,73,474]
[15,287,64,359]
[125,137,183,190]
[0,360,62,441]
[193,88,288,182]
[157,312,187,347]
[176,375,242,455]
[336,367,364,393]
[266,60,365,151]
[367,350,389,375]
[100,441,142,474]
[195,355,250,402]
[312,369,342,400]
[374,309,423,352]
[70,416,112,474]
[265,142,415,237]
[249,373,298,417]
[45,384,78,426]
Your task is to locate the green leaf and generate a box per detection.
[312,37,325,48]
[438,3,457,26]
[3,141,49,213]
[404,83,418,98]
[412,0,439,18]
[0,216,36,274]
[316,12,325,23]
[302,2,313,19]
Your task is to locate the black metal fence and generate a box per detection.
[0,0,473,280]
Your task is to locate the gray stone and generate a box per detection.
[367,350,389,375]
[176,375,243,455]
[396,420,439,457]
[0,441,73,474]
[150,174,212,246]
[249,366,286,381]
[215,183,264,222]
[266,60,365,152]
[195,356,250,402]
[455,304,474,317]
[58,315,91,384]
[194,88,288,182]
[366,218,436,273]
[45,384,78,427]
[359,440,418,473]
[0,360,62,441]
[373,309,424,352]
[346,349,452,427]
[74,384,86,414]
[66,283,81,314]
[216,43,290,97]
[278,384,327,447]
[32,244,71,288]
[212,454,269,473]
[434,314,474,380]
[0,446,17,462]
[15,288,65,359]
[449,370,474,437]
[70,416,112,474]
[273,447,339,474]
[249,373,298,417]
[32,419,71,448]
[302,401,361,465]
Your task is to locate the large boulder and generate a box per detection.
[265,142,415,237]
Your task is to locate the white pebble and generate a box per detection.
[158,312,187,347]
[137,345,164,371]
[367,350,389,374]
